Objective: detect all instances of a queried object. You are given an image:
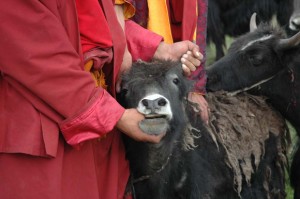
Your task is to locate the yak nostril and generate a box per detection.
[142,99,149,107]
[157,98,167,106]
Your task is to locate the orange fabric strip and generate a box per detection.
[147,0,173,44]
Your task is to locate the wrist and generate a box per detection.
[154,42,171,60]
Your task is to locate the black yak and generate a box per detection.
[206,13,300,198]
[207,0,293,60]
[118,60,288,199]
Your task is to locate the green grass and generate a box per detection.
[206,36,234,66]
[285,122,298,199]
[206,37,297,198]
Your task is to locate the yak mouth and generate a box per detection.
[139,114,169,135]
[144,114,167,119]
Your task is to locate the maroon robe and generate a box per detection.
[128,0,208,93]
[0,0,138,198]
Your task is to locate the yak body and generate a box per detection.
[206,15,300,198]
[207,0,293,60]
[119,61,237,199]
[119,60,287,199]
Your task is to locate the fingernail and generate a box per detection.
[182,64,188,70]
[183,54,188,58]
[196,51,200,57]
[181,57,186,63]
[198,52,204,59]
[187,51,192,55]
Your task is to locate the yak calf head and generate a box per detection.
[119,60,193,136]
[118,60,200,199]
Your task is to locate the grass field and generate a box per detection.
[206,37,297,198]
[285,122,298,199]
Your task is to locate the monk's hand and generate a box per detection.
[116,109,166,143]
[188,92,209,125]
[154,41,203,76]
[181,49,203,76]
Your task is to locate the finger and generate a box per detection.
[184,41,202,60]
[181,57,197,72]
[183,53,201,68]
[186,41,200,52]
[182,64,191,76]
[192,48,203,60]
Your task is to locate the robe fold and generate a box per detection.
[0,0,130,198]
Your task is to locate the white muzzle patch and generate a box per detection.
[137,94,173,120]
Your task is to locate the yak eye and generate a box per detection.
[173,78,180,85]
[249,56,262,66]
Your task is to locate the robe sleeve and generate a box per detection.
[125,20,163,61]
[0,0,124,146]
[190,0,208,94]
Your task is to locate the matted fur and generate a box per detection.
[120,60,289,199]
[205,91,288,197]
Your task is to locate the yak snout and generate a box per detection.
[137,94,172,135]
[141,97,167,113]
[137,94,173,119]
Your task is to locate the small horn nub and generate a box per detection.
[250,13,258,32]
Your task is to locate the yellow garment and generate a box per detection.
[115,0,135,19]
[116,0,173,44]
[193,5,197,42]
[116,0,197,44]
[147,0,173,44]
[84,60,107,89]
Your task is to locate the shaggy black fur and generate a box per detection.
[206,20,300,199]
[118,60,287,199]
[118,60,237,199]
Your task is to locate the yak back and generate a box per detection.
[205,91,288,198]
[119,60,289,198]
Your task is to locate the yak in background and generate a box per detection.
[207,0,294,60]
[206,13,300,199]
[118,60,288,199]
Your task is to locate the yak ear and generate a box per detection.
[277,31,300,50]
[249,13,258,32]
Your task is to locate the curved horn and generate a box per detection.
[277,30,300,50]
[250,13,257,32]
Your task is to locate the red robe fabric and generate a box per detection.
[127,0,208,93]
[0,0,131,198]
[125,20,163,62]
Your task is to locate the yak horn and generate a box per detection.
[250,13,258,32]
[277,30,300,50]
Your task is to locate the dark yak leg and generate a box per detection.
[291,146,300,199]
